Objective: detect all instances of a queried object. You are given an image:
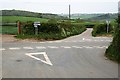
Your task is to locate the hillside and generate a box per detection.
[60,13,117,21]
[1,10,67,20]
[87,13,117,21]
[1,16,48,23]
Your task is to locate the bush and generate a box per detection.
[19,21,86,40]
[21,21,35,35]
[92,23,113,36]
[105,15,120,63]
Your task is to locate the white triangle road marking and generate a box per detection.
[25,52,53,66]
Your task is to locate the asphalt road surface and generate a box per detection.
[1,28,118,78]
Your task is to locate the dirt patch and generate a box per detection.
[96,34,113,37]
[0,34,50,43]
[0,34,19,43]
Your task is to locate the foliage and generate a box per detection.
[105,15,120,63]
[18,21,86,40]
[92,23,113,36]
[21,21,35,35]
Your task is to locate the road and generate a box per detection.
[1,28,118,78]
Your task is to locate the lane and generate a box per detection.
[2,28,118,78]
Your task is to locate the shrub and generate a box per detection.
[105,15,120,63]
[19,21,86,40]
[21,21,35,35]
[92,23,113,36]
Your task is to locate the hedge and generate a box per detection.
[18,21,86,40]
[105,16,120,63]
[92,23,113,36]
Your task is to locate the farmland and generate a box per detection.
[1,16,48,23]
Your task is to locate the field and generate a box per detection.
[1,16,48,23]
[0,26,18,34]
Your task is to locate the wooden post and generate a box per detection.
[17,21,21,34]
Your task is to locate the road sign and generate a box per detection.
[34,22,40,27]
[34,22,40,35]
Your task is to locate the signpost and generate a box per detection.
[34,22,40,35]
[106,20,110,33]
[17,21,21,34]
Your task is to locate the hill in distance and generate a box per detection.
[60,13,117,21]
[1,10,68,20]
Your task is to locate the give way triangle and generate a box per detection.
[25,52,53,66]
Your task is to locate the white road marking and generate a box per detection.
[48,46,58,49]
[54,41,62,43]
[36,46,46,49]
[103,46,108,48]
[23,47,33,49]
[100,40,104,42]
[25,52,53,66]
[72,41,77,42]
[78,40,84,42]
[0,48,5,51]
[83,38,85,40]
[96,46,104,48]
[47,41,53,43]
[61,46,71,49]
[39,42,46,43]
[72,46,83,48]
[83,46,93,49]
[94,40,98,41]
[64,41,70,42]
[106,40,111,42]
[9,47,20,50]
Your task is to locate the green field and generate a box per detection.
[1,16,48,23]
[0,26,18,34]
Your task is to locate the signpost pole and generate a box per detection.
[34,22,40,35]
[106,20,110,33]
[17,21,21,34]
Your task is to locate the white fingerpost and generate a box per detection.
[106,20,110,33]
[34,22,41,35]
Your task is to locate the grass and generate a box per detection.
[1,16,48,23]
[0,26,18,34]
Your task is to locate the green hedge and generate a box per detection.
[105,16,120,63]
[18,21,86,40]
[92,23,113,36]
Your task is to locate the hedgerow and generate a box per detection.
[105,15,120,63]
[18,21,86,40]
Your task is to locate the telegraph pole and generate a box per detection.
[69,4,71,20]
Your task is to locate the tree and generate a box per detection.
[105,15,120,63]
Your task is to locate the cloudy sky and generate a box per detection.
[0,0,119,14]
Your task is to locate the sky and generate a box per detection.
[0,0,119,14]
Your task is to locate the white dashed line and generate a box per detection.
[61,46,71,49]
[103,46,108,48]
[39,42,46,43]
[23,47,34,49]
[0,48,5,51]
[54,41,62,43]
[47,41,53,43]
[48,46,58,49]
[36,46,46,49]
[83,46,93,49]
[72,46,83,48]
[9,47,20,50]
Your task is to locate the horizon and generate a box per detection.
[1,9,118,15]
[0,0,119,14]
